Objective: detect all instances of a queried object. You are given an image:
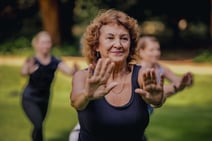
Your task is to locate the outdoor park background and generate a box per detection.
[0,0,212,141]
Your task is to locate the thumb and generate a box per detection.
[135,88,148,97]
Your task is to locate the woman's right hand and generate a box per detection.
[84,58,118,100]
[25,58,39,74]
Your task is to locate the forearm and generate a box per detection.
[164,84,177,97]
[71,91,90,111]
[58,62,75,76]
[21,65,29,76]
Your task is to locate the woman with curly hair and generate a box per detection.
[70,9,165,141]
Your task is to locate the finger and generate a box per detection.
[159,74,164,88]
[99,58,111,78]
[33,65,39,71]
[88,64,94,79]
[151,69,157,85]
[29,64,39,74]
[105,82,118,94]
[142,70,148,87]
[146,69,151,80]
[146,69,153,84]
[187,73,193,86]
[143,69,155,87]
[102,62,114,82]
[93,59,102,76]
[135,88,148,97]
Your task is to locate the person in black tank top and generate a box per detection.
[21,31,78,141]
[70,10,166,141]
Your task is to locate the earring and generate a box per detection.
[96,51,101,59]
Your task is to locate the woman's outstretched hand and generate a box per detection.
[85,58,118,100]
[176,72,193,91]
[21,57,38,75]
[135,69,164,107]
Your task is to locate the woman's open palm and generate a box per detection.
[135,69,164,106]
[85,59,117,100]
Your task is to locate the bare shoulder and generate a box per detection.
[158,63,172,74]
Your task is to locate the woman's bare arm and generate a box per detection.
[58,62,78,76]
[161,65,193,97]
[70,70,90,110]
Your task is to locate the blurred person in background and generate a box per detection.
[21,31,78,141]
[136,35,193,98]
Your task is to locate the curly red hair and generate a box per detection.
[82,9,140,65]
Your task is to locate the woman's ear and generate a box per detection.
[95,47,99,52]
[139,48,144,59]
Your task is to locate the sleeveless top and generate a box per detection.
[22,56,61,101]
[77,65,149,141]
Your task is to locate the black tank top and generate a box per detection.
[23,56,61,101]
[78,65,149,141]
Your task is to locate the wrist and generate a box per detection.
[172,84,178,93]
[151,92,165,108]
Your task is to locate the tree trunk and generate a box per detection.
[38,0,60,44]
[59,0,75,43]
[210,0,212,40]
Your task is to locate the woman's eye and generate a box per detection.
[106,37,114,40]
[121,37,129,41]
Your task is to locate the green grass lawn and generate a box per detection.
[0,65,212,141]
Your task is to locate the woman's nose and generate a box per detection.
[113,39,122,48]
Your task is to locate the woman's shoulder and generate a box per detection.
[51,55,61,62]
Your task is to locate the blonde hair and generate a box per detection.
[31,31,51,48]
[135,35,159,59]
[82,9,140,65]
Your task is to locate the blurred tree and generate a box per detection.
[38,0,60,44]
[210,0,212,40]
[59,0,75,43]
[38,0,75,45]
[72,0,138,37]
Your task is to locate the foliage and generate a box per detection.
[193,50,212,63]
[0,37,31,54]
[0,65,212,141]
[0,37,81,56]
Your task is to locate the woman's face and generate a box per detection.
[97,23,131,64]
[35,34,52,55]
[139,40,161,64]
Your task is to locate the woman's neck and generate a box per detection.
[35,52,51,60]
[111,61,130,80]
[139,60,156,69]
[35,52,51,65]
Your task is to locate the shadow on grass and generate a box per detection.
[146,104,212,141]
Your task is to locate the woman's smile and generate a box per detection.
[110,50,124,56]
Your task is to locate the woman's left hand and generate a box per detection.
[135,69,164,107]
